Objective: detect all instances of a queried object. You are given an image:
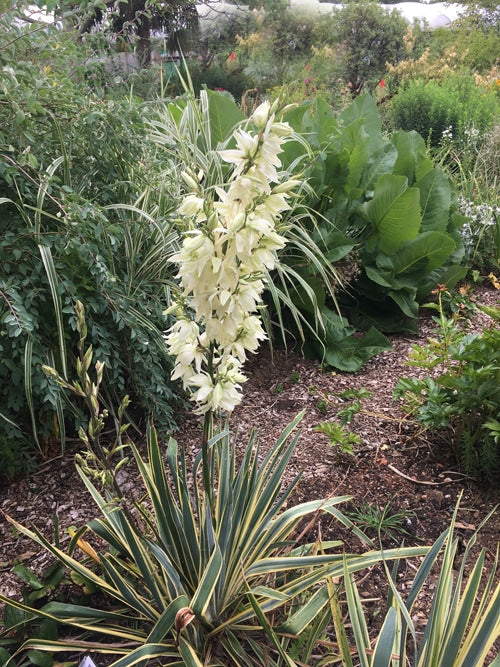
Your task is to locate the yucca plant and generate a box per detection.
[0,95,433,667]
[1,411,433,666]
[0,300,429,666]
[336,498,499,667]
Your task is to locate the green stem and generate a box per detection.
[202,409,214,518]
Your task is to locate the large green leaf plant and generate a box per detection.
[279,95,469,367]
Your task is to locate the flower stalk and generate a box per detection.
[165,100,297,510]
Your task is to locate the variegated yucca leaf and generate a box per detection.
[0,414,431,665]
[340,497,499,667]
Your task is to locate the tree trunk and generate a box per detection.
[136,14,151,67]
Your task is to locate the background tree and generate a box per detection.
[322,0,408,95]
[69,0,199,66]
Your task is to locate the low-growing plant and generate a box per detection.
[315,420,361,457]
[344,501,416,544]
[0,301,425,666]
[314,388,372,457]
[394,288,500,483]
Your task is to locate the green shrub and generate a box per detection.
[0,194,182,470]
[279,94,468,357]
[236,6,316,92]
[394,291,500,484]
[0,12,185,471]
[389,73,499,148]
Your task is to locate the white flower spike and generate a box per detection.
[166,102,297,414]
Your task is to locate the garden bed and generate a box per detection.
[1,284,499,664]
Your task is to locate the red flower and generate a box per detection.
[379,78,386,88]
[305,62,310,71]
[229,52,236,62]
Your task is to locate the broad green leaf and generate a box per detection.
[390,232,456,275]
[27,649,53,667]
[416,264,468,300]
[0,649,11,665]
[284,96,336,148]
[392,129,432,183]
[360,174,421,254]
[206,89,245,146]
[360,143,398,191]
[418,168,452,232]
[345,123,370,188]
[288,275,326,314]
[339,94,381,140]
[364,265,399,288]
[388,288,419,320]
[12,563,43,590]
[323,325,392,372]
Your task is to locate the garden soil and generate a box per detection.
[1,284,499,665]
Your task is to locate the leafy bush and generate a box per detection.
[235,4,316,92]
[0,12,185,474]
[279,94,468,364]
[389,73,499,148]
[394,291,500,484]
[0,192,182,473]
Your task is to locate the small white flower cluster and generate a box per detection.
[458,194,500,261]
[463,125,481,142]
[165,101,299,414]
[441,125,453,142]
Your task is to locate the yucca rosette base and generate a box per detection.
[0,415,431,666]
